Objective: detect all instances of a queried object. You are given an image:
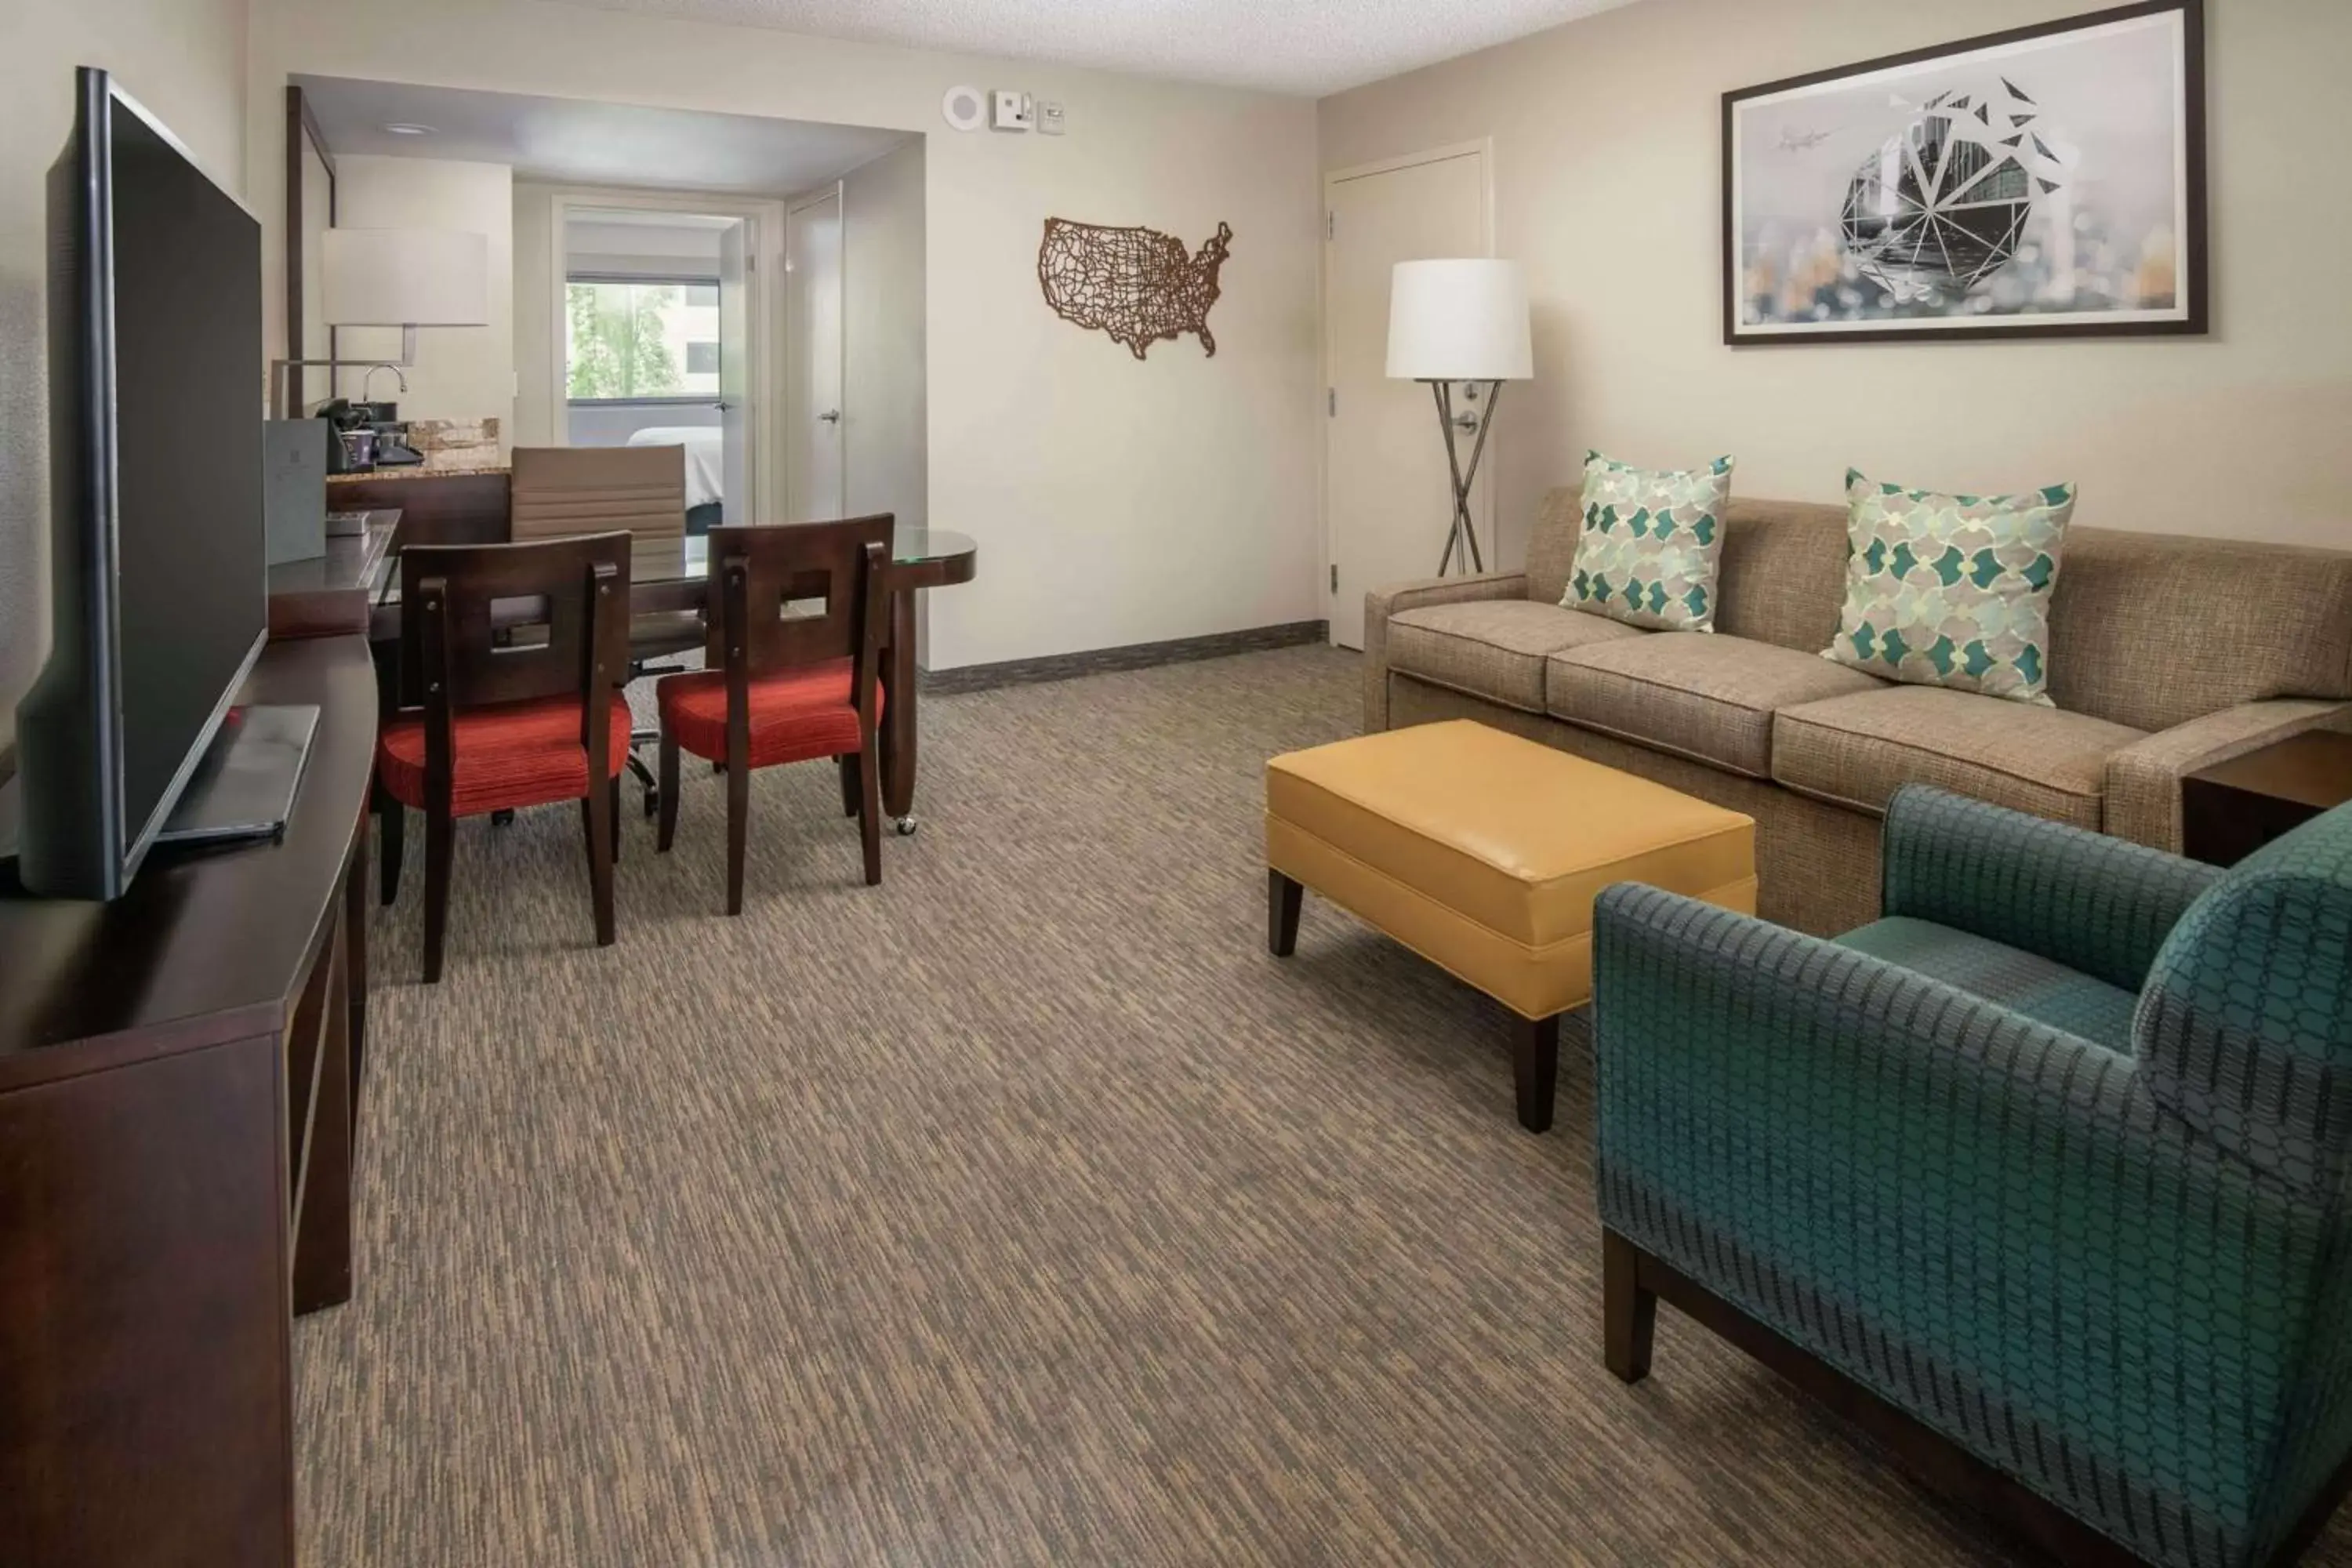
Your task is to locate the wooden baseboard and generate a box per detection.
[919,621,1329,695]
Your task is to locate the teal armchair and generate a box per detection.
[1592,786,2352,1567]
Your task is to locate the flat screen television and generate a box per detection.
[11,67,266,900]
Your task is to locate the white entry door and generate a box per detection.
[717,217,753,523]
[1324,149,1490,649]
[786,187,845,521]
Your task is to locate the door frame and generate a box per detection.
[782,181,847,521]
[543,188,786,527]
[1320,140,1496,646]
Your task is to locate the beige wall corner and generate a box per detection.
[1319,0,2352,565]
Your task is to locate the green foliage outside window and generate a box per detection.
[565,281,686,400]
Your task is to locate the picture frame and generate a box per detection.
[1722,0,2205,345]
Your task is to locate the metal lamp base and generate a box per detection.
[1426,378,1504,576]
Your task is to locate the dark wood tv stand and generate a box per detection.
[0,632,376,1567]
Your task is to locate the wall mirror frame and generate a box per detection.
[285,85,338,412]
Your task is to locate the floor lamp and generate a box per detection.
[1387,260,1533,576]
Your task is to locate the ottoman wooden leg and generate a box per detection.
[1512,1012,1559,1133]
[1268,869,1304,956]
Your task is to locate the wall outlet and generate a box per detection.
[991,90,1034,132]
[1037,100,1065,136]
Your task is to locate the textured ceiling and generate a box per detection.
[545,0,1646,96]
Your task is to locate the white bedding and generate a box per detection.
[626,426,724,511]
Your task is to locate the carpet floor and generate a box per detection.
[297,644,2352,1566]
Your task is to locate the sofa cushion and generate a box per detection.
[1563,449,1736,631]
[1547,633,1884,779]
[1773,685,2146,829]
[2047,526,2352,731]
[1823,469,2077,706]
[1387,599,1642,714]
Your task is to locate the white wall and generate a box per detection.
[1320,0,2352,566]
[247,0,1323,672]
[329,153,514,445]
[3,0,252,746]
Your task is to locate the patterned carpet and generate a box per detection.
[296,645,2352,1566]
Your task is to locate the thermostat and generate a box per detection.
[942,85,985,132]
[991,90,1034,132]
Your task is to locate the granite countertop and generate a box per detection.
[327,462,508,484]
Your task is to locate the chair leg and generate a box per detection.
[725,746,750,916]
[656,730,681,853]
[856,745,882,887]
[1513,1013,1560,1134]
[839,754,859,818]
[1268,869,1303,956]
[584,782,616,948]
[1603,1229,1657,1384]
[422,807,452,984]
[609,777,622,864]
[379,799,405,906]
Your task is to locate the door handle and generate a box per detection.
[818,408,841,424]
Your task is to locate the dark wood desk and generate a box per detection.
[2182,728,2352,866]
[0,633,378,1568]
[267,508,398,638]
[369,526,978,827]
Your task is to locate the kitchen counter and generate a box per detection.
[326,461,506,484]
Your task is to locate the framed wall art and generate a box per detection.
[1723,0,2205,345]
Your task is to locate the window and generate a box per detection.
[565,277,720,402]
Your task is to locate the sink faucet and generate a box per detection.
[360,363,408,405]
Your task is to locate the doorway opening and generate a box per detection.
[560,205,754,530]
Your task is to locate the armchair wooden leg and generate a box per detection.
[1603,1229,1657,1384]
[856,745,882,886]
[655,730,680,853]
[584,782,616,948]
[379,798,404,906]
[1512,1013,1559,1134]
[422,807,452,984]
[608,777,622,864]
[724,746,750,916]
[839,754,860,819]
[1268,869,1303,956]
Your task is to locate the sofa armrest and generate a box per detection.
[1879,784,2218,991]
[1589,883,2337,1555]
[1361,571,1527,731]
[2105,699,2352,851]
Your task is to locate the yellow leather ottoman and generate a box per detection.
[1265,719,1756,1131]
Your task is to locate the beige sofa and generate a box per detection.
[1364,491,2352,935]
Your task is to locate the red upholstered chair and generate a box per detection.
[377,532,633,982]
[655,516,892,914]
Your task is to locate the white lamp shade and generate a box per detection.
[1386,259,1533,381]
[321,228,488,327]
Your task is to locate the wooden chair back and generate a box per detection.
[509,445,687,542]
[702,515,893,728]
[397,535,633,806]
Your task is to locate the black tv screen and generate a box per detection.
[107,89,266,857]
[9,68,263,900]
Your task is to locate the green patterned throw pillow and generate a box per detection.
[1563,450,1734,631]
[1823,469,2076,706]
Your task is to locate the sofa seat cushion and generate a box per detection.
[1835,916,2140,1051]
[1387,599,1642,714]
[1547,633,1885,779]
[1773,685,2145,829]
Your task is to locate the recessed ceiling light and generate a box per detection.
[383,122,434,136]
